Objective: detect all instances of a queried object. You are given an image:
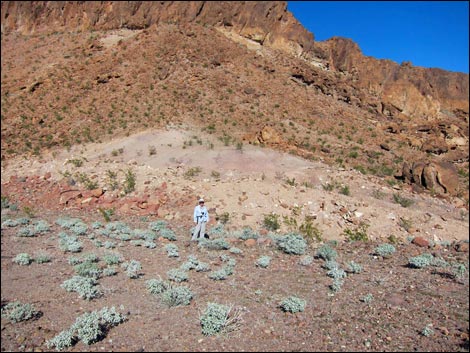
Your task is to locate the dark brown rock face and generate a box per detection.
[402,161,460,196]
[1,1,467,120]
[315,37,469,120]
[0,1,314,56]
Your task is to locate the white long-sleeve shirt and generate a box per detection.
[193,205,209,223]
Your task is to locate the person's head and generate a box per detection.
[198,198,205,206]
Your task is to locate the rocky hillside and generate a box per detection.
[1,1,469,202]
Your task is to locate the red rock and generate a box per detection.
[244,239,257,247]
[412,236,429,247]
[59,190,82,205]
[257,238,273,246]
[44,172,52,179]
[455,242,469,252]
[146,203,160,215]
[90,188,104,198]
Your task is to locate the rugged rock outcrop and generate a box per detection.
[0,1,314,57]
[401,161,460,196]
[315,37,469,121]
[2,1,467,121]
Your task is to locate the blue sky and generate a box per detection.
[287,1,469,74]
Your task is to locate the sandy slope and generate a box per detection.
[1,126,468,243]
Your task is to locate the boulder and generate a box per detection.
[403,161,459,196]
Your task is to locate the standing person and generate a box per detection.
[192,198,209,241]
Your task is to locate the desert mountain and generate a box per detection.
[1,4,468,351]
[1,1,468,201]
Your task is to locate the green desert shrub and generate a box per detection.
[329,278,344,293]
[35,253,52,264]
[74,262,102,279]
[148,220,168,232]
[102,267,117,276]
[229,247,243,254]
[360,294,374,304]
[263,213,280,231]
[58,232,83,253]
[346,261,363,274]
[234,227,259,240]
[343,223,369,242]
[102,253,122,265]
[393,193,414,208]
[327,267,347,279]
[180,255,199,271]
[159,228,177,241]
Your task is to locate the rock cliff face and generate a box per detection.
[0,1,314,55]
[315,37,469,120]
[2,1,467,121]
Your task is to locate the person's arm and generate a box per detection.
[193,206,198,223]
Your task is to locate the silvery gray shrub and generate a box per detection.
[167,268,188,283]
[46,306,126,350]
[13,253,32,265]
[61,276,101,300]
[374,243,396,257]
[256,256,271,268]
[276,233,307,255]
[200,303,233,336]
[280,296,306,313]
[408,253,434,268]
[121,260,142,278]
[316,244,337,261]
[346,261,363,274]
[1,301,39,323]
[165,244,179,257]
[299,255,313,266]
[146,278,171,295]
[161,286,193,307]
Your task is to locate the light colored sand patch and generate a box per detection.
[100,28,142,48]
